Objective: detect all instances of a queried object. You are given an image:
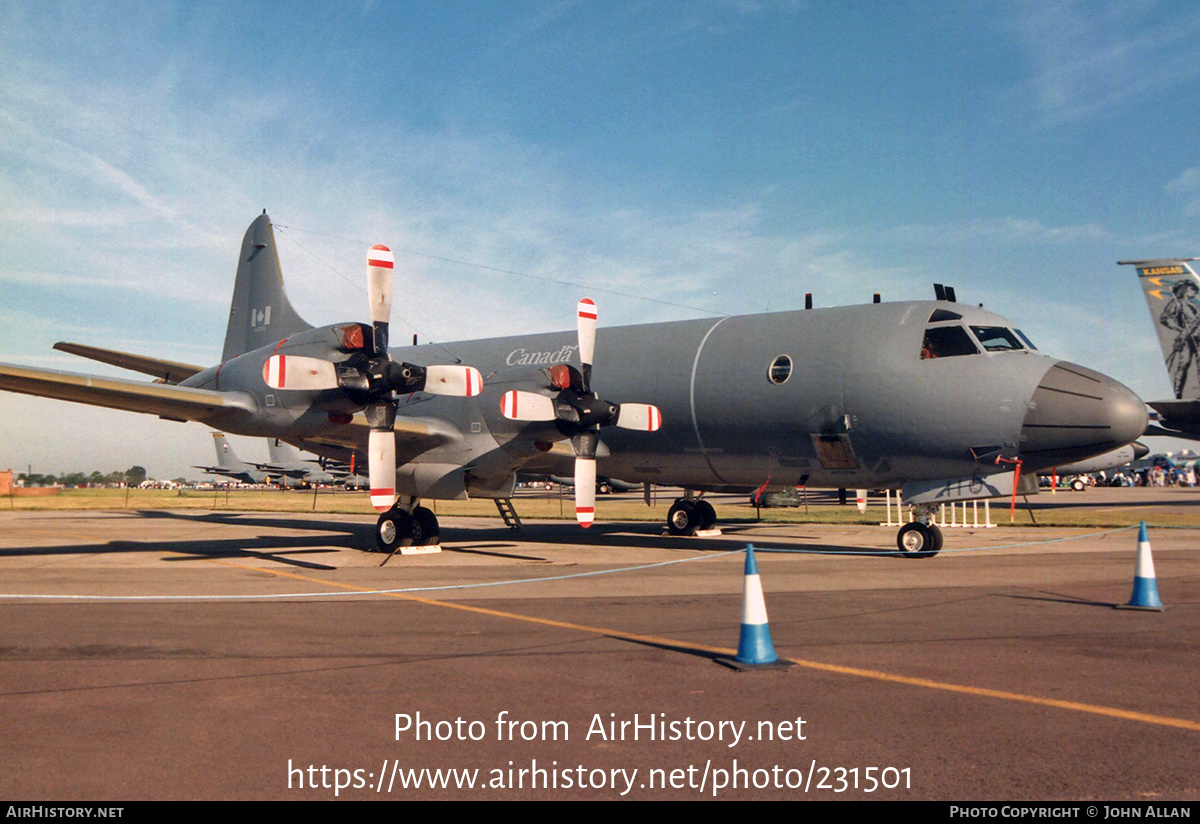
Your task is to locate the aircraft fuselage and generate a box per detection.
[178,299,1147,501]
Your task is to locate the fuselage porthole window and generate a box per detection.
[768,354,792,385]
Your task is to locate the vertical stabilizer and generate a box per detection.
[266,436,302,466]
[221,213,313,362]
[1123,258,1200,399]
[212,433,241,472]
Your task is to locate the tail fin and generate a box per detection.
[221,213,313,362]
[213,433,241,471]
[1122,258,1200,400]
[266,436,302,466]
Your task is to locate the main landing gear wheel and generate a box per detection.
[376,508,411,552]
[375,506,441,552]
[896,522,942,558]
[695,500,718,531]
[413,506,440,545]
[668,499,703,536]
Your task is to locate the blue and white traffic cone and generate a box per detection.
[735,545,779,665]
[1123,522,1164,611]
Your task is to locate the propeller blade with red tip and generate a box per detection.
[262,354,339,391]
[367,245,394,356]
[365,245,397,512]
[574,455,596,528]
[501,390,558,421]
[577,298,596,391]
[424,365,484,397]
[615,402,662,431]
[368,427,396,512]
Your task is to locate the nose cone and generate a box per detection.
[1020,361,1148,470]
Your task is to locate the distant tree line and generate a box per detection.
[17,466,148,488]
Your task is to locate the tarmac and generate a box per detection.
[0,487,1198,800]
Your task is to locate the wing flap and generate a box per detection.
[0,363,256,423]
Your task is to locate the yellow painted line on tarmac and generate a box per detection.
[207,556,1200,734]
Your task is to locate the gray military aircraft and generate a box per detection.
[194,432,297,487]
[195,432,349,487]
[255,437,350,486]
[1126,258,1200,438]
[0,214,1147,556]
[194,432,271,486]
[1047,442,1150,475]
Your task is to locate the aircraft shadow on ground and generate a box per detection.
[443,520,899,557]
[1023,492,1200,511]
[0,509,367,570]
[0,510,904,565]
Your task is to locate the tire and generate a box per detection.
[376,508,418,552]
[1070,479,1086,492]
[695,500,717,531]
[598,482,612,495]
[667,500,699,536]
[376,510,402,552]
[413,506,440,545]
[896,522,942,558]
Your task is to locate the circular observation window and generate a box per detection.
[768,354,792,385]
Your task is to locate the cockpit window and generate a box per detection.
[1014,329,1037,350]
[928,308,962,322]
[970,326,1025,352]
[921,326,979,358]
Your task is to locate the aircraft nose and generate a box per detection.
[1019,361,1147,469]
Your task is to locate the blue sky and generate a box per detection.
[3,1,1200,478]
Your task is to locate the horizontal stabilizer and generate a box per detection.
[1147,399,1200,430]
[53,342,204,385]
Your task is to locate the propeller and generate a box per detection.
[500,298,662,527]
[262,244,483,512]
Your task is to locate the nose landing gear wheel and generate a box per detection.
[896,521,942,558]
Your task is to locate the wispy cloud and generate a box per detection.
[882,217,1108,247]
[1007,1,1200,124]
[1166,167,1200,217]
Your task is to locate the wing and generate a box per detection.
[293,412,464,466]
[0,363,256,423]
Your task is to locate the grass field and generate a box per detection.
[6,486,1200,529]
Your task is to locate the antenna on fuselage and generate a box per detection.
[933,284,958,302]
[805,293,812,310]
